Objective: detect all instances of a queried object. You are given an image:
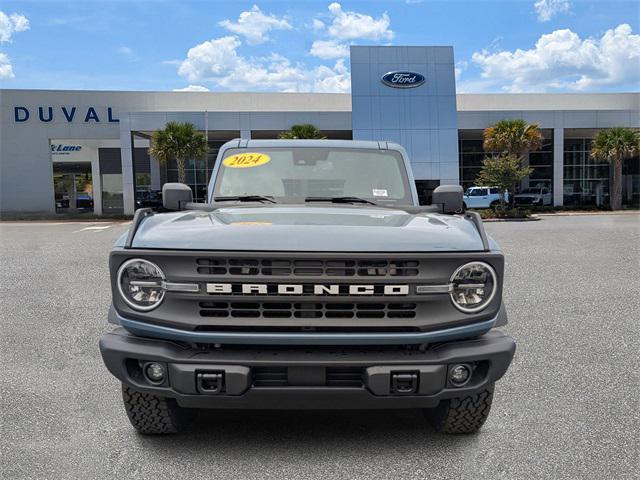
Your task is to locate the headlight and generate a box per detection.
[449,261,497,313]
[117,259,166,311]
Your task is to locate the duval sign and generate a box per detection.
[14,106,119,123]
[381,71,426,88]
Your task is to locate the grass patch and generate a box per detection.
[479,207,532,219]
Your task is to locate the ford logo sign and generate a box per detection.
[381,71,425,88]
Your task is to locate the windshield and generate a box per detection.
[213,147,413,205]
[520,188,539,194]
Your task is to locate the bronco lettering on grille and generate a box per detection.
[205,283,410,296]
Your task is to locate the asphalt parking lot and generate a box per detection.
[1,214,638,479]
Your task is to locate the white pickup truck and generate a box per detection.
[463,187,507,210]
[514,187,552,206]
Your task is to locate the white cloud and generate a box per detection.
[173,85,210,92]
[311,58,351,93]
[118,46,133,56]
[178,36,243,82]
[534,0,570,22]
[219,5,292,45]
[325,3,393,41]
[310,39,348,59]
[0,11,29,43]
[471,24,640,92]
[0,52,14,79]
[454,60,468,81]
[177,35,350,92]
[310,18,325,31]
[308,3,393,59]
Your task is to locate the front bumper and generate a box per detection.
[99,328,516,409]
[109,305,508,345]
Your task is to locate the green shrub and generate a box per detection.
[479,207,531,219]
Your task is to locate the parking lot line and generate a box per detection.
[72,225,113,233]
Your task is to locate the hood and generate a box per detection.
[124,205,486,252]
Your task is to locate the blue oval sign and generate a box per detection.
[381,71,426,88]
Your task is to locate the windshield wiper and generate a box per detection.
[214,195,277,204]
[305,196,378,206]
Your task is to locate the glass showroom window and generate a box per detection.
[458,138,486,191]
[563,138,610,207]
[460,131,554,194]
[165,158,206,202]
[164,141,225,202]
[527,135,553,192]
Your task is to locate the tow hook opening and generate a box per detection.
[390,371,419,395]
[197,371,225,395]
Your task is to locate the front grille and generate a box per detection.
[252,367,363,387]
[326,367,364,387]
[252,367,288,387]
[199,301,417,319]
[196,258,420,277]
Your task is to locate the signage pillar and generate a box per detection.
[350,46,459,184]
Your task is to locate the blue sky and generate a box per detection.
[1,0,638,93]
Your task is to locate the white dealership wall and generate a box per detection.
[0,44,638,215]
[49,138,122,214]
[0,90,351,214]
[457,93,640,205]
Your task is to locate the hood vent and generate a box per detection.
[196,258,419,277]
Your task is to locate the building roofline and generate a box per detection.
[456,92,639,111]
[1,89,637,112]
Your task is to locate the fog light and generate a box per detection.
[144,362,166,384]
[449,364,471,386]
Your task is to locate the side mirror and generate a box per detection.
[162,183,193,211]
[432,185,463,214]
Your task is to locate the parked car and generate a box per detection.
[55,193,69,209]
[76,192,94,209]
[514,187,552,206]
[136,190,164,210]
[463,186,507,210]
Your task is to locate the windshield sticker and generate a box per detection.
[372,189,388,197]
[223,153,271,169]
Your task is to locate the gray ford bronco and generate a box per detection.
[100,139,515,435]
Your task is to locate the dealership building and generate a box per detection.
[1,45,638,216]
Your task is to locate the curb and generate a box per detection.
[482,216,541,222]
[535,211,639,217]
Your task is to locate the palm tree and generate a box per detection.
[148,122,208,185]
[483,119,544,160]
[482,119,544,207]
[590,127,640,210]
[278,124,326,139]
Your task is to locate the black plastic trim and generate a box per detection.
[125,208,153,249]
[99,328,515,409]
[464,211,490,251]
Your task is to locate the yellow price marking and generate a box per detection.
[223,152,271,168]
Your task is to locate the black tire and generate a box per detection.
[423,384,494,434]
[490,201,500,210]
[122,384,196,435]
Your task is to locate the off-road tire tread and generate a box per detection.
[424,384,494,434]
[122,384,194,434]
